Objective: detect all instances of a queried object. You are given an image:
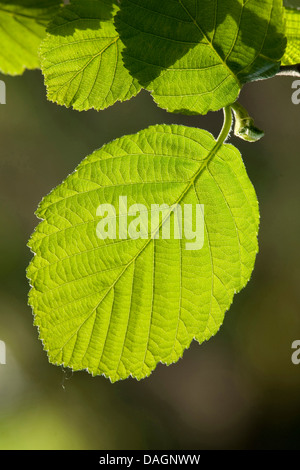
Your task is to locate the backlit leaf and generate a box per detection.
[40,0,141,111]
[116,0,286,114]
[282,7,300,65]
[27,124,259,381]
[0,0,61,75]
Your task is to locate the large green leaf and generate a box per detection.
[27,124,259,382]
[0,0,61,75]
[116,0,286,114]
[40,0,141,111]
[282,7,300,65]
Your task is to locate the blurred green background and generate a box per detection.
[0,70,300,450]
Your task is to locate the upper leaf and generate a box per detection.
[282,7,300,65]
[40,0,141,111]
[27,124,259,382]
[0,0,61,75]
[116,0,286,114]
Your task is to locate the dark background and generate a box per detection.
[0,69,300,450]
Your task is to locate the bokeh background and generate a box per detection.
[0,68,300,450]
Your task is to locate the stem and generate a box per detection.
[193,106,233,182]
[216,106,233,146]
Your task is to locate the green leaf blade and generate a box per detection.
[27,125,259,382]
[0,0,61,75]
[282,7,300,66]
[40,0,141,111]
[116,0,286,114]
